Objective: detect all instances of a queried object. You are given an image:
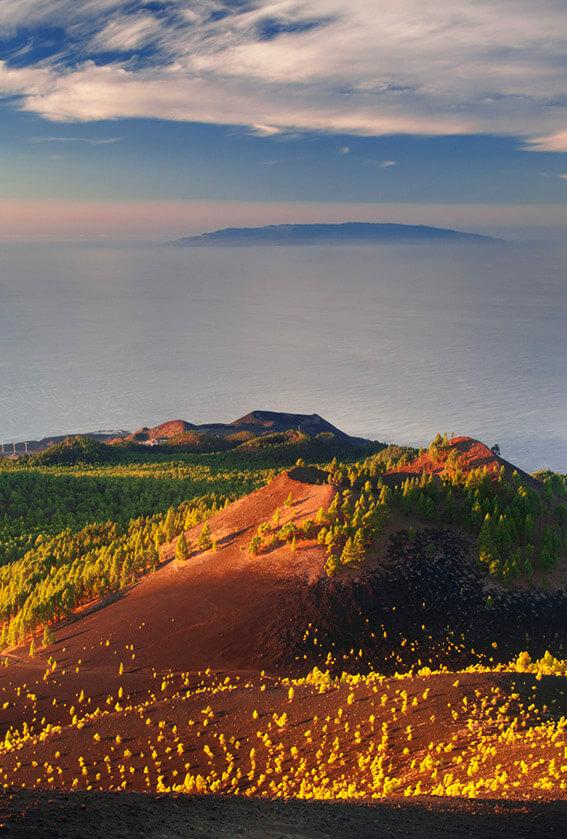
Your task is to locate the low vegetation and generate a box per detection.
[0,646,564,799]
[0,429,565,809]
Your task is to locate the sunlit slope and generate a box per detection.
[0,458,565,803]
[4,454,565,677]
[0,653,564,799]
[384,436,541,490]
[12,468,335,674]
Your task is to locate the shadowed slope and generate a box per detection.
[1,792,565,839]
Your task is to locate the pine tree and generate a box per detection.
[379,485,390,506]
[478,514,496,557]
[175,531,190,561]
[352,529,366,560]
[340,537,358,565]
[149,544,160,571]
[198,521,212,551]
[325,554,340,577]
[540,527,557,571]
[164,507,177,541]
[42,624,55,647]
[524,513,536,543]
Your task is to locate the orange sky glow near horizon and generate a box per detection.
[1,200,566,240]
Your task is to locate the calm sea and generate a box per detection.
[1,241,565,472]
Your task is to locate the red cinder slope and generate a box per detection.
[384,436,541,489]
[127,419,196,442]
[31,469,335,676]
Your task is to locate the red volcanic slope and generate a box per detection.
[24,469,335,677]
[384,436,541,489]
[1,468,564,807]
[128,419,196,442]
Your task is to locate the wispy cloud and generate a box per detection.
[0,1,121,27]
[89,13,162,53]
[27,136,121,145]
[0,1,565,149]
[357,157,398,168]
[249,124,284,137]
[523,130,567,153]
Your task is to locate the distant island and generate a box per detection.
[173,222,496,246]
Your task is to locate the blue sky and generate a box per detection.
[1,1,566,237]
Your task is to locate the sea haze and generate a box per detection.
[0,240,565,472]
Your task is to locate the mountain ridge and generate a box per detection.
[2,410,376,456]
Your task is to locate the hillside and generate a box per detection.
[8,410,379,458]
[230,410,356,439]
[1,652,565,806]
[3,463,565,673]
[126,419,196,443]
[384,435,541,489]
[3,438,566,669]
[31,435,120,466]
[0,430,565,827]
[16,468,336,675]
[173,223,496,246]
[0,430,128,456]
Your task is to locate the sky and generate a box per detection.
[1,0,567,238]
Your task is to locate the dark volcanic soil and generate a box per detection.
[294,527,567,674]
[0,792,565,839]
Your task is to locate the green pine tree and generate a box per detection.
[198,521,212,551]
[175,531,190,561]
[42,625,55,647]
[340,537,358,565]
[325,554,340,577]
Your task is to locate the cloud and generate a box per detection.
[0,1,566,149]
[89,13,162,53]
[379,160,397,168]
[27,136,121,145]
[526,131,567,153]
[0,1,123,30]
[0,60,48,93]
[0,1,123,27]
[249,124,283,137]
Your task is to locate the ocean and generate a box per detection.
[1,240,565,472]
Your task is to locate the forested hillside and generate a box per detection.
[0,434,565,656]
